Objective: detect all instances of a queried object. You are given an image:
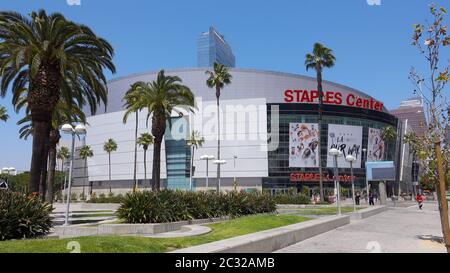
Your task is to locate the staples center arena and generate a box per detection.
[70,68,399,196]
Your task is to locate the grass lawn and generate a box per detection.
[278,206,365,215]
[0,214,310,253]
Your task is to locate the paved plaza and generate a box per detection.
[275,202,448,253]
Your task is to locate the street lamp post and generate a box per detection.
[346,155,357,212]
[200,155,215,190]
[213,160,226,192]
[188,143,194,191]
[233,155,238,191]
[61,124,86,226]
[362,148,370,205]
[329,148,342,215]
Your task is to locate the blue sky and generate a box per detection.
[0,0,449,171]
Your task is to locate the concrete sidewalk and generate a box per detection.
[275,203,447,253]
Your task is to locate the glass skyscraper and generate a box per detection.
[197,26,235,68]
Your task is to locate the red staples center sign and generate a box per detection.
[284,90,384,112]
[290,173,355,183]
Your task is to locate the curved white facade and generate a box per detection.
[69,68,395,195]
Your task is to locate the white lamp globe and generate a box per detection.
[329,148,340,156]
[74,124,87,134]
[213,160,227,165]
[346,155,356,162]
[61,124,74,133]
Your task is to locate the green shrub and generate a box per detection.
[340,188,349,198]
[79,193,86,201]
[301,187,310,197]
[272,193,311,205]
[117,190,276,223]
[0,191,53,241]
[55,191,62,202]
[70,192,78,202]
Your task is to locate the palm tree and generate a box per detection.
[0,106,8,122]
[206,62,232,192]
[123,83,145,192]
[0,10,115,194]
[380,125,398,200]
[103,138,118,193]
[79,145,93,198]
[187,130,205,191]
[137,133,154,189]
[130,71,195,191]
[57,146,70,201]
[381,125,397,160]
[305,43,336,202]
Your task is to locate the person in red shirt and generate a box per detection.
[416,193,424,210]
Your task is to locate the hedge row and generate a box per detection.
[272,194,311,205]
[88,192,125,203]
[117,190,276,223]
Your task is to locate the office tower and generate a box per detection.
[197,26,235,68]
[390,97,427,137]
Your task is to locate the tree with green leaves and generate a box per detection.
[103,138,118,193]
[206,62,232,192]
[410,3,450,252]
[126,71,195,191]
[187,130,205,191]
[123,83,145,192]
[137,133,154,189]
[305,42,336,202]
[0,10,115,195]
[0,106,8,122]
[79,145,93,198]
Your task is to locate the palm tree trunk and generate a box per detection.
[29,64,60,196]
[316,67,325,202]
[144,149,147,188]
[151,112,166,192]
[61,159,64,192]
[216,85,221,192]
[190,145,195,191]
[47,130,59,203]
[83,158,87,198]
[133,111,138,191]
[46,144,57,204]
[152,137,163,191]
[29,120,50,194]
[108,153,112,193]
[39,137,50,201]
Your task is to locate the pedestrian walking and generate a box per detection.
[416,193,424,210]
[355,192,361,206]
[369,192,375,206]
[373,191,379,204]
